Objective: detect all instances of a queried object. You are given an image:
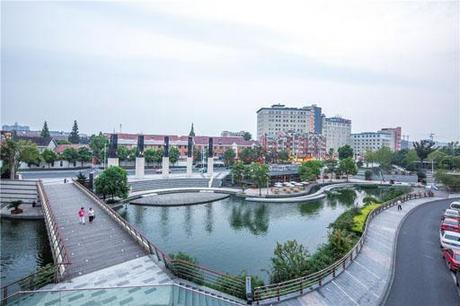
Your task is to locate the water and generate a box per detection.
[122,187,389,280]
[1,219,53,286]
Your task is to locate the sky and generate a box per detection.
[1,1,459,142]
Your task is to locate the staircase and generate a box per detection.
[0,180,38,208]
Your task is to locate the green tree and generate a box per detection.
[413,140,435,168]
[68,120,80,144]
[435,170,460,191]
[338,157,357,181]
[94,166,129,200]
[169,147,180,164]
[338,145,353,160]
[374,146,393,169]
[116,146,130,161]
[364,149,376,168]
[40,121,50,138]
[1,139,41,179]
[328,229,355,259]
[270,240,311,283]
[404,149,419,170]
[249,163,269,196]
[299,160,323,182]
[231,161,248,190]
[189,123,195,137]
[78,147,92,166]
[427,150,447,169]
[89,133,108,163]
[223,149,236,167]
[42,149,57,168]
[324,149,337,181]
[264,149,279,164]
[278,150,290,164]
[57,140,71,145]
[154,148,164,164]
[144,148,157,163]
[391,149,409,167]
[242,131,252,141]
[193,147,202,163]
[61,147,79,164]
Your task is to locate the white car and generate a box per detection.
[443,209,460,220]
[450,201,460,211]
[440,231,460,250]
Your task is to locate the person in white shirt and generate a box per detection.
[88,208,95,223]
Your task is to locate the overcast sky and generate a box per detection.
[2,1,459,141]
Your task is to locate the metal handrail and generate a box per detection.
[72,180,246,299]
[253,191,433,303]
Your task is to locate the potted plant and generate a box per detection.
[8,200,23,214]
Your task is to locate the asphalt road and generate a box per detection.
[385,198,460,306]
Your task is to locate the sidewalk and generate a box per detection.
[277,195,445,306]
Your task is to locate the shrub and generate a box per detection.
[169,252,204,285]
[352,204,380,233]
[363,195,379,205]
[270,240,311,283]
[330,207,360,232]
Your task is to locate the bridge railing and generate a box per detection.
[253,191,433,303]
[72,180,246,301]
[1,181,71,305]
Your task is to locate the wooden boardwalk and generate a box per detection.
[43,182,147,279]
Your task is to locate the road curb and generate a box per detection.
[379,197,459,306]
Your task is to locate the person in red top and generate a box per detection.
[78,207,86,225]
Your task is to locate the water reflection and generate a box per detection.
[230,204,269,235]
[184,206,193,237]
[298,200,323,216]
[205,203,213,233]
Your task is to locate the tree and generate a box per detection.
[391,149,409,167]
[324,149,337,181]
[404,149,419,170]
[435,170,460,192]
[270,240,311,283]
[1,139,41,179]
[94,166,129,200]
[154,148,164,164]
[68,120,80,144]
[299,160,323,182]
[413,140,435,168]
[364,170,373,180]
[42,149,57,168]
[338,145,353,160]
[89,133,108,163]
[193,147,202,163]
[116,146,130,161]
[144,148,157,163]
[278,150,290,164]
[61,147,79,164]
[223,149,236,167]
[57,140,71,145]
[189,123,195,137]
[242,132,252,141]
[249,163,269,196]
[40,121,50,138]
[78,147,92,166]
[364,149,376,168]
[373,146,393,169]
[427,150,447,169]
[169,147,180,164]
[231,161,248,190]
[338,157,357,181]
[238,147,264,164]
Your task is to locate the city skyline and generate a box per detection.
[2,1,459,142]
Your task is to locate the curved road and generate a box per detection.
[385,198,460,306]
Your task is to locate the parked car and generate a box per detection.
[155,169,171,174]
[440,231,460,250]
[442,248,460,271]
[442,209,460,221]
[450,201,460,211]
[440,218,460,233]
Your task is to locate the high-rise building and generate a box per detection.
[351,132,392,156]
[256,104,322,140]
[380,127,402,151]
[260,131,326,159]
[322,117,352,153]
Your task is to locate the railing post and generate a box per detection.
[3,287,7,305]
[332,267,336,278]
[277,285,280,302]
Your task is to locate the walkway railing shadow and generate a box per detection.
[253,190,434,304]
[1,180,71,305]
[72,180,246,303]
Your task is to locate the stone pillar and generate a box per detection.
[186,136,193,177]
[207,137,214,177]
[136,135,145,179]
[135,157,145,178]
[162,136,170,178]
[107,134,119,168]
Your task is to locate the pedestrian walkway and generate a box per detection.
[278,196,444,306]
[43,182,149,278]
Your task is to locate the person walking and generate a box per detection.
[397,200,402,211]
[78,207,86,224]
[88,208,95,223]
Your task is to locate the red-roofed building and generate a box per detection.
[105,133,259,158]
[54,144,89,154]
